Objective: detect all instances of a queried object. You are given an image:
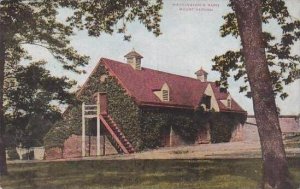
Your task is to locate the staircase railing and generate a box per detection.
[99,115,129,154]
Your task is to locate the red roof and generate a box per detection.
[98,58,246,113]
[210,84,246,113]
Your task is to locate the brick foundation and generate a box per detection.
[45,134,118,160]
[45,147,63,160]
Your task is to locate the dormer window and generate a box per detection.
[220,95,232,109]
[202,95,211,110]
[227,98,231,108]
[153,83,170,102]
[203,83,220,112]
[162,89,169,101]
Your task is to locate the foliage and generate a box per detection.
[212,0,300,99]
[0,0,163,173]
[44,64,142,149]
[44,105,82,149]
[105,77,142,150]
[140,108,212,149]
[209,112,243,143]
[6,148,19,160]
[5,61,76,114]
[171,112,197,143]
[1,0,163,73]
[139,107,244,149]
[79,64,143,150]
[4,62,76,147]
[20,114,54,148]
[140,110,169,149]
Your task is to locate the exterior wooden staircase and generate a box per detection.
[99,115,135,154]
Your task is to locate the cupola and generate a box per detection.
[124,49,143,70]
[195,67,208,82]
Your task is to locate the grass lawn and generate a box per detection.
[1,158,300,189]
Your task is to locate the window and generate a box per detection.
[162,90,169,101]
[127,58,134,64]
[202,95,211,110]
[135,62,141,70]
[153,83,170,102]
[227,99,231,108]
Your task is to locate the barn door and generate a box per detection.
[161,126,171,147]
[100,93,108,115]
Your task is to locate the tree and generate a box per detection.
[4,61,75,148]
[0,0,162,175]
[213,0,299,188]
[213,0,300,99]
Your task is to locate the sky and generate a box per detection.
[24,0,300,115]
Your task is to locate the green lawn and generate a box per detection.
[1,158,300,189]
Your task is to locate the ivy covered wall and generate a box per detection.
[139,108,197,149]
[44,106,82,149]
[138,108,247,149]
[44,64,142,150]
[209,112,246,143]
[105,76,142,150]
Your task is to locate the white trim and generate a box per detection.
[82,103,86,157]
[204,84,220,112]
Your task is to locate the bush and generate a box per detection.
[7,148,19,160]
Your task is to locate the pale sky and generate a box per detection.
[23,0,300,115]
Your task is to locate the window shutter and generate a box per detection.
[162,90,169,101]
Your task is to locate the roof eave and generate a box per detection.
[139,101,194,110]
[219,109,248,114]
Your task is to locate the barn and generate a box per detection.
[44,50,247,159]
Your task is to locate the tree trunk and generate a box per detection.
[231,0,292,188]
[0,22,8,176]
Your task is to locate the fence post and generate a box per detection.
[82,102,86,157]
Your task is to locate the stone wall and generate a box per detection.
[45,134,118,160]
[242,115,300,142]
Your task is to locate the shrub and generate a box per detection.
[7,148,19,160]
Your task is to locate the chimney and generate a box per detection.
[195,67,208,82]
[124,49,143,70]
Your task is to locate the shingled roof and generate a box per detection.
[97,58,245,113]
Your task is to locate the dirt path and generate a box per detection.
[7,141,300,164]
[97,141,300,160]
